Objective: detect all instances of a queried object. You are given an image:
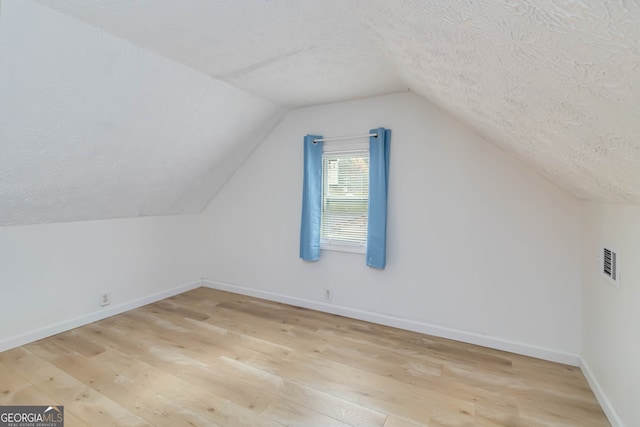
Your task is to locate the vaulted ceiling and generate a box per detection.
[2,0,639,226]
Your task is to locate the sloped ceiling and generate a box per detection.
[34,0,407,107]
[2,1,640,226]
[0,1,282,226]
[366,1,640,203]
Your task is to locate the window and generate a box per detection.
[300,128,389,268]
[320,144,369,253]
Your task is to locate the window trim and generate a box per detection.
[320,141,369,254]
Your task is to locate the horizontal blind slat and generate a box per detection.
[321,149,369,246]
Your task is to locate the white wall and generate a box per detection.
[0,215,201,351]
[201,92,582,363]
[581,203,640,427]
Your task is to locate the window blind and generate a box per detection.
[320,150,369,247]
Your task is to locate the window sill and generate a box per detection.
[321,241,366,254]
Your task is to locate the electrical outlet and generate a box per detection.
[100,291,111,307]
[323,288,333,302]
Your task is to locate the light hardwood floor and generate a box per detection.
[0,288,608,426]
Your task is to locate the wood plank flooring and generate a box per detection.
[0,288,609,426]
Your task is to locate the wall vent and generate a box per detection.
[602,247,618,285]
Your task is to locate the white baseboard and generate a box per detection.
[0,280,202,353]
[202,279,580,366]
[4,277,616,424]
[580,358,624,427]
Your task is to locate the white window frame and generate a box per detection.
[320,140,369,254]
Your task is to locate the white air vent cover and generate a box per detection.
[602,247,620,287]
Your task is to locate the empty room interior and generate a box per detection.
[1,1,639,426]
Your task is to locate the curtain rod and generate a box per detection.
[313,133,377,143]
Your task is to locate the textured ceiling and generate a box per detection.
[0,1,282,226]
[2,0,640,226]
[365,0,640,203]
[34,0,407,107]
